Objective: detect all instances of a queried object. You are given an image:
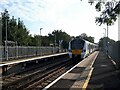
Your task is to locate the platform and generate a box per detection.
[43,51,120,89]
[0,52,68,74]
[0,52,68,66]
[44,51,98,89]
[87,51,120,89]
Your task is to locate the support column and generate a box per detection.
[118,15,120,41]
[0,17,2,46]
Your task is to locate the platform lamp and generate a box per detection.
[40,28,43,56]
[40,28,43,46]
[5,19,8,60]
[104,23,109,54]
[103,28,106,37]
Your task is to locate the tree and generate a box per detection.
[31,35,40,46]
[80,33,87,38]
[9,16,17,42]
[48,30,71,49]
[88,36,94,43]
[41,36,50,46]
[89,0,120,26]
[1,9,32,46]
[1,9,10,45]
[99,37,115,50]
[78,33,94,43]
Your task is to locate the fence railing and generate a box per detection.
[108,41,120,68]
[102,41,120,68]
[0,46,60,60]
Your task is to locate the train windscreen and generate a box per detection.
[71,39,85,50]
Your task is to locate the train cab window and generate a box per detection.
[71,39,85,50]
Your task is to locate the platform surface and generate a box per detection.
[87,51,120,89]
[45,51,98,89]
[0,52,68,66]
[44,51,120,89]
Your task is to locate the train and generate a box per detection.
[68,38,98,62]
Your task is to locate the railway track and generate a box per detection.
[2,57,73,90]
[23,60,73,90]
[2,57,66,79]
[24,67,66,90]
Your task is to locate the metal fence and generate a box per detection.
[0,46,59,60]
[102,41,120,68]
[108,41,120,68]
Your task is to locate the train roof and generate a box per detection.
[71,37,98,45]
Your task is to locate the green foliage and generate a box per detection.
[1,9,94,48]
[32,35,41,46]
[1,9,72,47]
[99,37,115,49]
[78,33,94,43]
[1,9,10,44]
[94,1,120,26]
[48,30,71,49]
[41,36,50,46]
[95,2,102,11]
[1,9,32,46]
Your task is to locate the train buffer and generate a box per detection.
[44,51,120,89]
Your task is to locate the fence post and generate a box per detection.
[15,42,18,58]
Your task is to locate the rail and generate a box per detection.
[2,57,72,90]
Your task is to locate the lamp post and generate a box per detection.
[106,24,109,54]
[103,24,109,54]
[103,28,106,37]
[54,33,57,53]
[0,17,2,46]
[40,28,43,47]
[118,14,120,41]
[40,28,43,56]
[106,24,109,39]
[54,34,56,47]
[5,19,8,60]
[103,25,109,54]
[0,16,2,62]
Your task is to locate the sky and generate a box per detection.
[0,0,118,43]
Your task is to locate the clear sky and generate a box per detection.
[0,0,118,43]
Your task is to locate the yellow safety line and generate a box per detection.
[90,52,98,68]
[82,51,99,90]
[82,67,94,90]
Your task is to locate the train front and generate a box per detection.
[68,38,85,62]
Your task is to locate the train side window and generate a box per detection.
[83,50,86,52]
[68,49,72,52]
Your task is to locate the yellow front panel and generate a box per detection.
[72,49,82,55]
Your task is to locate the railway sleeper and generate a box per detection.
[36,85,42,88]
[41,82,49,87]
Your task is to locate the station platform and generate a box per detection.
[87,51,120,89]
[44,51,120,89]
[0,52,68,66]
[0,52,68,75]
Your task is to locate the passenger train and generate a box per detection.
[68,38,98,62]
